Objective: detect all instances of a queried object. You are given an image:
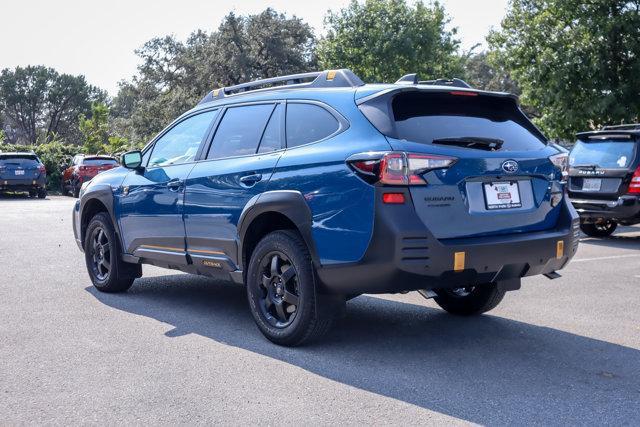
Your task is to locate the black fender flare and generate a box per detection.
[237,190,319,269]
[79,184,123,251]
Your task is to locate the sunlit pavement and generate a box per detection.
[1,195,639,424]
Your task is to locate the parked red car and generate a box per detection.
[61,155,119,197]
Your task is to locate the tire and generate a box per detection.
[72,182,80,198]
[60,180,68,196]
[84,212,140,293]
[37,188,47,199]
[246,230,340,346]
[29,191,36,198]
[434,283,506,316]
[580,220,617,237]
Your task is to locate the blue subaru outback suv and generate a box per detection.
[73,69,580,345]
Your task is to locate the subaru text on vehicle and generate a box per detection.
[568,124,640,237]
[73,69,580,345]
[0,152,47,198]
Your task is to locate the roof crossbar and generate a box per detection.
[602,123,640,131]
[198,69,365,104]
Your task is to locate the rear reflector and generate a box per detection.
[453,252,465,271]
[556,241,564,259]
[382,193,405,204]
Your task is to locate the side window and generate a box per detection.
[207,104,274,160]
[257,104,283,154]
[286,103,339,148]
[148,110,217,168]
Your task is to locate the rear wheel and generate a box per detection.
[84,212,140,293]
[72,181,81,198]
[434,283,506,315]
[28,190,36,198]
[37,188,47,199]
[60,179,68,196]
[246,230,340,346]
[580,220,617,237]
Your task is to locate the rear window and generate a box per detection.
[83,158,118,166]
[391,92,546,151]
[0,154,39,166]
[570,140,637,169]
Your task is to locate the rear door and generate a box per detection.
[183,102,284,271]
[359,89,562,239]
[0,154,41,182]
[568,134,639,200]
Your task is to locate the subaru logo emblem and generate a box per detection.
[502,160,519,174]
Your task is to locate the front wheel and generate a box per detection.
[246,230,340,346]
[84,212,141,293]
[434,283,506,316]
[580,220,617,237]
[72,182,80,198]
[37,188,47,199]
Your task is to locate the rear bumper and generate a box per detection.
[0,177,46,191]
[316,190,580,295]
[570,195,640,222]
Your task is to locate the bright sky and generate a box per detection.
[0,0,508,95]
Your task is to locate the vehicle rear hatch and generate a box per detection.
[81,157,118,177]
[568,131,639,200]
[0,154,41,181]
[357,88,563,239]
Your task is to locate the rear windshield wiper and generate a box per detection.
[432,137,504,151]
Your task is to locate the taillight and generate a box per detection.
[348,152,457,185]
[79,166,87,171]
[629,166,640,194]
[549,153,568,182]
[38,164,46,174]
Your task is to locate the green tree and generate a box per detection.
[463,52,520,94]
[0,66,106,145]
[488,0,640,139]
[80,102,131,155]
[113,8,316,145]
[317,0,462,83]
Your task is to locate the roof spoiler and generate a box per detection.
[198,69,365,104]
[395,73,472,88]
[576,130,638,141]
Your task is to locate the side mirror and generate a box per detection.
[122,150,143,170]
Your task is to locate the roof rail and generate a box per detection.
[198,69,365,104]
[395,74,472,89]
[602,123,640,131]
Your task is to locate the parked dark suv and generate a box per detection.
[0,152,47,198]
[568,124,640,237]
[73,69,579,345]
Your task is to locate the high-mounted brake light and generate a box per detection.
[549,153,568,182]
[449,91,478,97]
[348,152,457,186]
[629,166,640,194]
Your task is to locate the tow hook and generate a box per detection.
[544,271,562,280]
[418,289,438,299]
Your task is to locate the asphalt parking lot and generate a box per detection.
[1,194,639,425]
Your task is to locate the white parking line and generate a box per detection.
[572,253,640,262]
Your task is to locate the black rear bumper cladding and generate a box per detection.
[570,195,640,222]
[316,189,580,295]
[0,177,46,190]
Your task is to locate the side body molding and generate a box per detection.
[237,190,318,270]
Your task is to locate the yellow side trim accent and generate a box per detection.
[454,252,465,272]
[326,70,337,81]
[212,89,220,96]
[556,241,564,259]
[189,248,226,255]
[140,244,184,252]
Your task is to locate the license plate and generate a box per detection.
[484,181,522,210]
[582,178,602,191]
[14,170,24,175]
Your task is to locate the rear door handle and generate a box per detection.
[166,178,184,191]
[239,173,262,187]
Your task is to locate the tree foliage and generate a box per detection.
[113,8,316,145]
[317,0,463,83]
[488,0,640,139]
[0,66,106,145]
[79,102,133,155]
